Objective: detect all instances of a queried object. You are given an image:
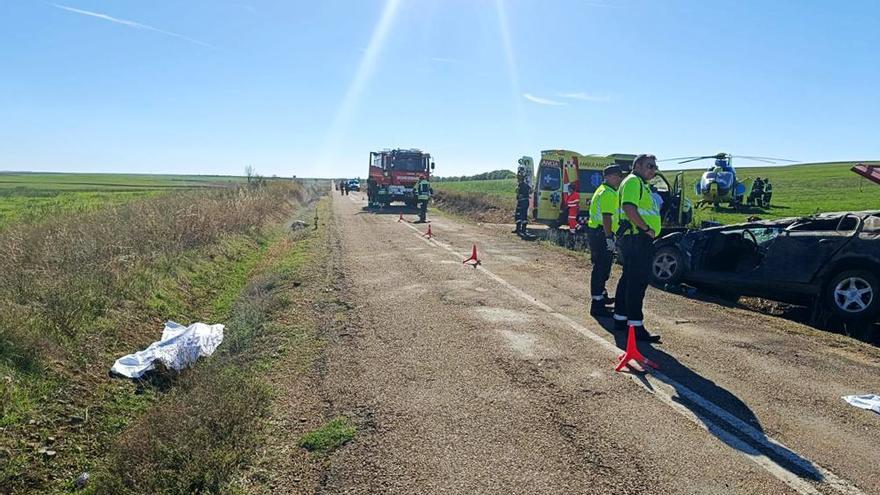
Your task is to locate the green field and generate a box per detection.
[0,172,244,229]
[435,162,880,225]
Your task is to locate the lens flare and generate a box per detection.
[319,0,402,169]
[494,0,529,148]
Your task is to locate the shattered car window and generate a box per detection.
[750,227,782,246]
[649,175,669,192]
[862,215,880,232]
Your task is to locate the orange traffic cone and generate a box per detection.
[398,213,404,223]
[423,224,434,238]
[462,244,481,266]
[615,325,659,372]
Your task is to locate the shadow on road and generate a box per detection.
[591,318,825,482]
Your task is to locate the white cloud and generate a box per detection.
[557,91,611,102]
[52,4,213,48]
[523,93,565,106]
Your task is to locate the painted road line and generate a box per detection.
[397,218,864,495]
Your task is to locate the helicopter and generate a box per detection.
[661,153,797,210]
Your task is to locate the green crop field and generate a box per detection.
[435,162,880,226]
[0,172,245,229]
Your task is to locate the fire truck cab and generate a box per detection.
[367,149,434,208]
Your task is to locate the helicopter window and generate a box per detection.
[538,167,560,191]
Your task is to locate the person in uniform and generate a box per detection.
[587,165,623,316]
[414,174,432,223]
[513,165,532,237]
[763,178,773,207]
[613,154,662,342]
[752,177,765,207]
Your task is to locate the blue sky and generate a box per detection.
[1,0,877,178]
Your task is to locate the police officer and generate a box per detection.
[513,165,532,237]
[587,165,623,316]
[414,174,432,223]
[613,154,661,342]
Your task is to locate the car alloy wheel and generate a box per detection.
[653,252,678,281]
[833,276,874,314]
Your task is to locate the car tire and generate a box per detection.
[825,270,880,321]
[651,247,685,286]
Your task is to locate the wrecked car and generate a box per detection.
[650,211,880,321]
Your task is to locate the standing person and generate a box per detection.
[763,178,773,207]
[752,177,765,207]
[513,165,532,237]
[587,165,623,316]
[414,174,432,223]
[613,154,662,342]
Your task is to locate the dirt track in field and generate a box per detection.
[316,191,880,495]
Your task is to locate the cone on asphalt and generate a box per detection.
[398,213,404,223]
[423,224,434,238]
[615,325,659,372]
[462,244,481,266]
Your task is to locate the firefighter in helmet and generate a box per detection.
[414,174,432,223]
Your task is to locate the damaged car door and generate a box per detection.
[751,214,859,295]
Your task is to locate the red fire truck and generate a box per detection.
[366,149,435,207]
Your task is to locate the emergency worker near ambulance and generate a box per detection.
[613,154,662,342]
[586,165,623,317]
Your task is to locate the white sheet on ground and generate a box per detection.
[842,394,880,415]
[111,321,224,378]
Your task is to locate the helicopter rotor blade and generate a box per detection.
[678,155,719,164]
[734,157,777,164]
[657,156,702,162]
[736,155,799,163]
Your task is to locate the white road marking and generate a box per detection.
[397,218,864,495]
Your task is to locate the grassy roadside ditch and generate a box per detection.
[85,196,338,494]
[0,182,323,493]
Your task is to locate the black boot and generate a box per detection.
[633,325,661,343]
[519,223,536,240]
[512,222,521,234]
[590,300,611,317]
[600,293,615,306]
[613,316,628,332]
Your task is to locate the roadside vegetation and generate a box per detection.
[0,178,325,493]
[0,172,245,230]
[434,169,516,182]
[298,417,356,453]
[434,161,880,226]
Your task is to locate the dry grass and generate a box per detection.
[0,180,323,493]
[431,189,514,224]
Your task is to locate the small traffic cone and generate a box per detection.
[615,325,659,372]
[462,244,481,266]
[423,224,434,238]
[398,213,404,223]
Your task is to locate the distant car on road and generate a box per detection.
[347,179,361,191]
[650,211,880,322]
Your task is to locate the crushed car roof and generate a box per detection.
[700,210,880,231]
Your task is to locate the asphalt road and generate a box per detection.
[320,191,880,495]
